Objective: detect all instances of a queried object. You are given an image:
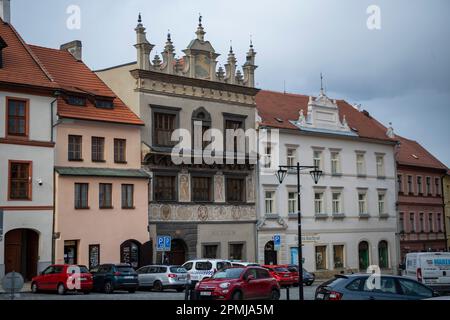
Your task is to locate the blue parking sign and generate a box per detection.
[156,235,172,252]
[274,234,281,251]
[164,236,172,251]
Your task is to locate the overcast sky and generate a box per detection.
[10,0,450,166]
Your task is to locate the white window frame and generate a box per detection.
[376,154,385,177]
[358,192,368,215]
[332,192,342,214]
[264,190,276,215]
[378,192,386,215]
[314,191,325,215]
[286,148,297,167]
[356,153,366,176]
[313,149,323,171]
[330,151,341,175]
[288,191,297,215]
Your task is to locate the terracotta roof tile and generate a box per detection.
[395,135,448,170]
[256,90,396,142]
[29,45,144,126]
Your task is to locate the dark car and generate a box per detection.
[286,265,315,286]
[195,267,280,300]
[315,274,440,300]
[91,264,139,294]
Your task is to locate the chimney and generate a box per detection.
[0,0,11,23]
[60,40,82,61]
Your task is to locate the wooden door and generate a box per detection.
[5,229,22,275]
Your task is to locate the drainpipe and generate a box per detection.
[50,91,60,264]
[393,142,401,275]
[254,125,261,263]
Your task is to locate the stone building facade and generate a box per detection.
[97,15,259,264]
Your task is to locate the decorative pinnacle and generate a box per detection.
[138,13,142,24]
[199,13,202,26]
[167,29,171,42]
[250,35,253,48]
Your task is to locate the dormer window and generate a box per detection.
[67,96,86,106]
[95,99,114,109]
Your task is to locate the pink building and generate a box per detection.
[396,136,448,261]
[28,42,151,269]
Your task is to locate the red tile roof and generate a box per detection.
[29,45,143,126]
[256,90,396,143]
[0,19,143,126]
[395,135,447,170]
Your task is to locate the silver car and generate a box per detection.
[136,265,189,292]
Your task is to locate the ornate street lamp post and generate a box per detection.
[276,163,322,301]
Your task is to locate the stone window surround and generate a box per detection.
[190,172,214,203]
[329,148,342,176]
[228,241,247,261]
[150,105,181,148]
[202,242,221,259]
[152,170,179,202]
[355,150,367,177]
[375,152,386,178]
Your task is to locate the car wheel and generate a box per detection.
[31,282,39,294]
[57,283,66,295]
[232,290,243,300]
[271,289,280,300]
[153,281,163,292]
[103,282,114,294]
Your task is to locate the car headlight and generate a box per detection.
[219,282,231,289]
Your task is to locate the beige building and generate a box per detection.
[444,173,450,251]
[97,15,259,264]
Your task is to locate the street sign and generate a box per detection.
[156,235,172,252]
[1,272,24,300]
[273,234,281,251]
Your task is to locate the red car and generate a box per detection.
[262,265,296,287]
[31,264,93,295]
[195,266,280,300]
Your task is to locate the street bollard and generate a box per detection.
[185,284,190,300]
[286,286,290,300]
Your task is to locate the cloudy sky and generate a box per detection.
[10,0,450,166]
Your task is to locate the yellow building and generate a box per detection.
[444,172,450,251]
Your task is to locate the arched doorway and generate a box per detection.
[140,241,153,267]
[358,241,370,271]
[4,229,39,281]
[120,240,141,269]
[168,239,187,265]
[264,241,277,265]
[378,241,389,269]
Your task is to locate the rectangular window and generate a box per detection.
[315,246,327,270]
[333,245,344,269]
[225,119,244,154]
[114,139,126,163]
[89,245,100,269]
[7,98,28,137]
[226,177,245,203]
[313,150,322,170]
[263,145,272,168]
[356,153,366,176]
[95,99,114,109]
[332,192,341,214]
[192,176,212,202]
[437,213,442,232]
[287,148,296,167]
[331,152,340,175]
[358,193,367,215]
[288,192,297,214]
[154,175,176,201]
[397,175,403,193]
[429,213,434,232]
[99,183,112,209]
[9,161,31,200]
[314,192,324,215]
[407,175,413,194]
[410,213,415,233]
[426,177,431,195]
[378,193,385,215]
[229,243,244,261]
[399,213,405,233]
[203,245,218,259]
[154,112,177,146]
[265,191,275,214]
[121,184,134,209]
[75,183,89,209]
[417,176,423,195]
[68,135,82,161]
[435,178,441,196]
[91,137,105,162]
[419,213,425,232]
[376,155,385,177]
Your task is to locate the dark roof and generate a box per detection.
[395,135,448,170]
[55,167,150,179]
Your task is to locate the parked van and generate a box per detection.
[182,259,232,285]
[403,252,450,293]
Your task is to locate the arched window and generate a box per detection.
[192,107,211,150]
[120,240,141,268]
[358,241,370,270]
[378,241,389,269]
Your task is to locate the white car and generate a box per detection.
[182,259,232,285]
[231,261,260,267]
[402,252,450,293]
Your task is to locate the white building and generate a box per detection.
[255,89,399,276]
[0,12,55,280]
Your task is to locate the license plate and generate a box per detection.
[200,291,212,296]
[284,274,289,277]
[80,277,87,281]
[125,276,134,279]
[317,293,324,300]
[178,277,186,281]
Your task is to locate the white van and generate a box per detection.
[182,259,232,284]
[403,252,450,292]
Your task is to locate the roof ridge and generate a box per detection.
[7,23,56,83]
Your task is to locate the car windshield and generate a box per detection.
[287,267,298,272]
[116,266,135,273]
[78,266,89,273]
[170,267,187,273]
[212,268,244,279]
[274,267,289,272]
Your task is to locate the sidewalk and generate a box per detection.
[0,282,31,294]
